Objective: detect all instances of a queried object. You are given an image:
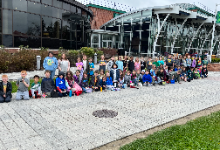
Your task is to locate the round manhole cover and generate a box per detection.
[92,109,118,118]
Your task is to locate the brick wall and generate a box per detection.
[89,7,122,29]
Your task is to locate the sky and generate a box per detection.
[79,0,218,14]
[114,0,217,13]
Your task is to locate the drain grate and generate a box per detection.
[92,109,118,118]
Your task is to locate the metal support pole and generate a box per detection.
[171,18,188,54]
[188,22,204,51]
[210,4,219,62]
[201,28,213,54]
[153,14,170,57]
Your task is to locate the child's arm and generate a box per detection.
[23,79,29,88]
[37,85,41,95]
[54,58,58,70]
[41,80,45,93]
[58,59,61,71]
[68,60,70,71]
[6,82,11,96]
[16,79,19,87]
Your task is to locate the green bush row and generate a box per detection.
[211,58,220,63]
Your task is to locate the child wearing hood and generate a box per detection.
[56,72,67,97]
[142,70,152,86]
[110,64,120,87]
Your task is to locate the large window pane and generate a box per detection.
[2,0,12,9]
[71,6,76,13]
[42,16,61,38]
[2,10,12,34]
[13,11,41,37]
[28,1,41,14]
[14,36,41,48]
[77,8,81,15]
[41,4,52,16]
[53,0,62,8]
[13,11,27,36]
[42,0,52,5]
[52,7,62,18]
[27,14,41,36]
[63,2,70,11]
[2,0,27,11]
[2,35,13,47]
[12,0,27,11]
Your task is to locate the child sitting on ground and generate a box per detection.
[118,70,125,88]
[181,67,187,82]
[82,72,90,93]
[106,72,113,87]
[156,68,164,85]
[150,65,156,85]
[202,65,208,78]
[110,64,120,87]
[30,75,41,99]
[124,71,131,86]
[131,70,137,86]
[90,70,100,91]
[41,70,56,97]
[193,68,201,79]
[74,70,82,87]
[16,70,30,100]
[142,70,152,86]
[169,70,181,84]
[100,76,107,90]
[0,75,12,103]
[56,72,67,97]
[187,67,194,82]
[136,70,143,83]
[65,71,76,94]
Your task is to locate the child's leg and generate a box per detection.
[5,96,11,103]
[82,87,87,93]
[31,89,35,98]
[50,70,56,79]
[23,91,30,100]
[16,91,22,100]
[0,95,4,103]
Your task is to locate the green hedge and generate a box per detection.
[211,58,220,63]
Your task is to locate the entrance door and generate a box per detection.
[102,40,112,48]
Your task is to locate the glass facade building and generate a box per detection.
[0,0,93,49]
[93,3,220,56]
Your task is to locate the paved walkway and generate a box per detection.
[0,72,220,150]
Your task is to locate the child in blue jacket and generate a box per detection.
[142,70,152,86]
[56,72,67,97]
[106,72,113,86]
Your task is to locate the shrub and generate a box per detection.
[211,58,220,63]
[0,45,49,73]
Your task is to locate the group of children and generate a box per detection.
[0,54,209,103]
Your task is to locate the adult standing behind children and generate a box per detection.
[107,56,115,72]
[58,53,70,75]
[82,55,90,74]
[43,52,58,79]
[0,75,12,103]
[16,70,30,100]
[128,56,134,72]
[165,55,174,70]
[99,55,107,73]
[116,56,123,71]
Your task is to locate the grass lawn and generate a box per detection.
[120,111,220,150]
[11,79,43,93]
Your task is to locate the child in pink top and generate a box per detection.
[76,57,84,77]
[134,57,141,72]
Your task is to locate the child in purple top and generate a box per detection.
[191,56,196,68]
[73,70,82,87]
